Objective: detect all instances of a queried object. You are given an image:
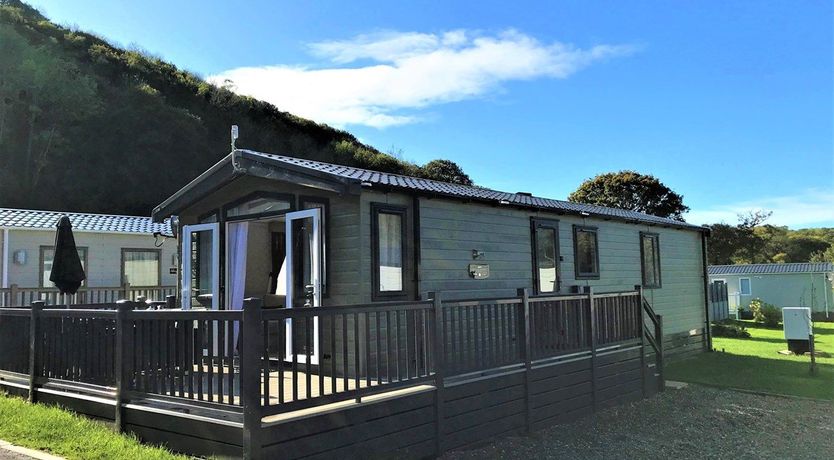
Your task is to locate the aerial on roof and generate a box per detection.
[0,208,170,235]
[708,263,834,275]
[155,149,707,231]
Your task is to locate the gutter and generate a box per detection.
[701,231,713,351]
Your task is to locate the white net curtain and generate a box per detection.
[123,250,160,286]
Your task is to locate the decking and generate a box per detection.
[0,287,668,459]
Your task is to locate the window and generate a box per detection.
[223,192,293,221]
[372,204,407,298]
[40,246,88,287]
[199,209,219,223]
[640,232,662,288]
[301,197,328,296]
[532,218,560,293]
[122,249,161,286]
[573,226,599,279]
[739,278,752,296]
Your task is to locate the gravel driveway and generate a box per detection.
[444,385,834,460]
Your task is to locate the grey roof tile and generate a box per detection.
[0,208,170,235]
[708,263,834,275]
[244,150,704,230]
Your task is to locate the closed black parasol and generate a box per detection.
[49,216,86,294]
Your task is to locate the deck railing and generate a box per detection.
[257,300,436,416]
[0,285,662,454]
[0,284,177,307]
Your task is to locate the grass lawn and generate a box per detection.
[666,320,834,400]
[0,393,184,460]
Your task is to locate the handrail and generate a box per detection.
[638,292,664,390]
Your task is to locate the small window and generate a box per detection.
[372,204,407,298]
[41,246,88,287]
[301,197,328,296]
[573,226,599,279]
[739,278,752,296]
[224,192,293,220]
[640,232,661,289]
[199,209,219,223]
[532,218,560,293]
[122,249,161,286]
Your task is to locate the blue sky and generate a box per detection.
[30,0,834,228]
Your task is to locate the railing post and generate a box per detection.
[517,288,532,434]
[241,297,264,460]
[655,314,665,391]
[121,282,131,301]
[28,300,44,403]
[587,286,597,412]
[114,300,134,432]
[10,284,19,307]
[430,291,445,457]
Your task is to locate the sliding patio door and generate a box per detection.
[284,208,322,364]
[180,223,220,310]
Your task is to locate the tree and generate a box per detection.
[420,159,473,185]
[0,22,101,199]
[810,246,834,263]
[568,171,689,220]
[707,211,771,264]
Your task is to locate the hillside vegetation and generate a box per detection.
[0,0,470,216]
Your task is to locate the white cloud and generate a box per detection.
[685,188,834,228]
[208,30,636,128]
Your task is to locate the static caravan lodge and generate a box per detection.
[0,208,177,306]
[153,149,711,363]
[709,263,834,317]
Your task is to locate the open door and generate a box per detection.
[284,209,322,364]
[181,223,220,310]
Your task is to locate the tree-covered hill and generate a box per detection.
[0,0,471,216]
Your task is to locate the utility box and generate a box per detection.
[783,307,812,354]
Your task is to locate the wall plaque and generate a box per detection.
[469,263,490,279]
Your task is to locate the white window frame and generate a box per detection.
[180,222,220,310]
[739,277,752,296]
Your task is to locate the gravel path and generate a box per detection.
[444,385,834,460]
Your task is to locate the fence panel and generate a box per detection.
[126,310,242,406]
[260,301,434,416]
[0,286,176,307]
[594,292,642,346]
[529,295,591,359]
[0,309,31,374]
[709,283,730,321]
[39,309,118,386]
[442,298,523,376]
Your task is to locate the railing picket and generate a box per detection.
[329,316,336,395]
[354,313,360,402]
[217,319,225,403]
[228,320,235,404]
[365,312,371,387]
[306,316,312,401]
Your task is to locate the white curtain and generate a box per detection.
[124,250,159,286]
[228,222,249,351]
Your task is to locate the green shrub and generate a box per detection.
[750,298,782,327]
[812,312,834,322]
[711,320,751,338]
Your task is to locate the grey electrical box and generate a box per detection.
[783,307,812,354]
[469,264,489,279]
